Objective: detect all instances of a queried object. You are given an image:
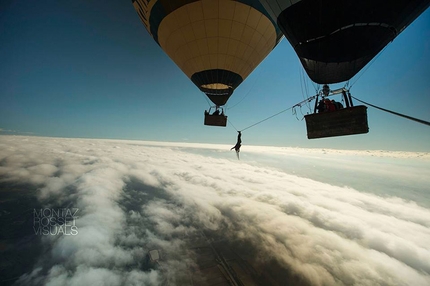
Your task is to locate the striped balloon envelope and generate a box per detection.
[132,0,283,107]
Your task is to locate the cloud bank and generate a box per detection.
[0,136,429,285]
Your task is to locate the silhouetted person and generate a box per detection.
[212,109,220,116]
[332,100,343,110]
[317,99,325,113]
[231,131,242,159]
[324,98,335,112]
[322,84,330,96]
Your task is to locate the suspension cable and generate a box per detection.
[227,67,264,110]
[200,91,212,107]
[240,106,293,132]
[237,95,316,132]
[226,85,253,110]
[227,118,239,132]
[349,45,389,89]
[228,91,429,138]
[352,96,430,126]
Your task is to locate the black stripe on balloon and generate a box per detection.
[149,0,283,45]
[149,0,198,44]
[191,69,243,90]
[191,69,243,106]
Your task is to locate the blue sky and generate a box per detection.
[1,0,429,151]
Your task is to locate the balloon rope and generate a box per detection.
[231,93,430,135]
[239,95,316,132]
[200,92,212,107]
[227,67,263,110]
[241,107,293,132]
[352,96,430,126]
[227,118,239,132]
[349,45,389,89]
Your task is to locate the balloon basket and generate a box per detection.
[305,106,369,139]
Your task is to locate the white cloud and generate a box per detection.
[1,136,429,285]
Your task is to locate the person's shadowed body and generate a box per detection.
[231,131,242,159]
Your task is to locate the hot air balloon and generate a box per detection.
[259,0,429,84]
[132,0,283,126]
[259,0,429,139]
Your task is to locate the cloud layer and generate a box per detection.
[0,136,429,285]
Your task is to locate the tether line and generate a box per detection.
[200,91,212,107]
[227,67,264,110]
[349,45,389,89]
[240,106,294,132]
[352,96,430,126]
[229,92,429,136]
[238,96,316,132]
[228,118,239,132]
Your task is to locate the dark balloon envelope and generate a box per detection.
[259,0,430,84]
[132,0,283,106]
